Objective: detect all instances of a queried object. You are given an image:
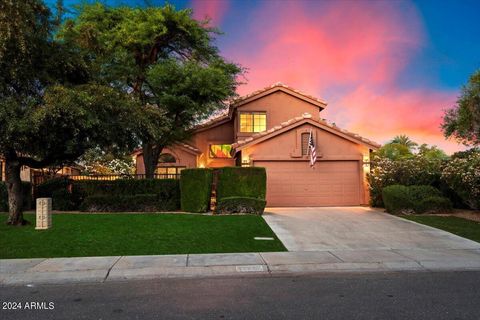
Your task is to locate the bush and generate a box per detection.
[216,196,266,215]
[0,182,32,211]
[35,178,180,211]
[80,194,159,212]
[180,168,212,213]
[382,184,452,214]
[216,167,266,201]
[51,189,77,211]
[382,185,413,214]
[416,196,453,213]
[441,150,480,209]
[368,156,444,207]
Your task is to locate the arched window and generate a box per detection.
[158,153,176,163]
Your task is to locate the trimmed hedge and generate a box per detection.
[80,194,159,212]
[216,196,266,215]
[0,182,32,212]
[216,167,266,201]
[35,178,180,211]
[180,168,213,213]
[382,185,452,214]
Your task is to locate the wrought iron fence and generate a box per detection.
[32,173,180,186]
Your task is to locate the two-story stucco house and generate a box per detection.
[134,83,380,207]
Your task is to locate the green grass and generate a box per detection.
[0,213,286,259]
[401,215,480,243]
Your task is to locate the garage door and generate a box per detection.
[255,161,361,207]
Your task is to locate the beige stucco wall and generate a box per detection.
[193,120,236,168]
[241,123,371,204]
[234,91,322,140]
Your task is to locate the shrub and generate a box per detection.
[216,196,266,215]
[416,196,453,213]
[35,178,180,211]
[368,156,444,207]
[180,168,213,213]
[382,184,452,214]
[382,185,413,214]
[441,151,480,209]
[216,167,266,201]
[51,189,77,211]
[80,194,159,212]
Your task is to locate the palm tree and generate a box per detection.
[390,135,418,151]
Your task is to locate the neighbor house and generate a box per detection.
[134,83,380,206]
[0,158,82,183]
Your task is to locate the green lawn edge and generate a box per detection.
[400,215,480,243]
[0,213,287,259]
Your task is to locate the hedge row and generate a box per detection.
[0,182,32,212]
[180,167,267,214]
[80,194,160,212]
[35,178,180,211]
[382,185,452,214]
[216,196,266,215]
[180,168,212,213]
[216,167,266,201]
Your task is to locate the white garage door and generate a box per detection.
[256,161,361,207]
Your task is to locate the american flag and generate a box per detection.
[308,130,317,167]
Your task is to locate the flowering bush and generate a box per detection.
[368,156,444,207]
[441,151,480,209]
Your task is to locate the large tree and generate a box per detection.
[0,1,138,225]
[390,135,418,151]
[60,3,242,178]
[442,70,480,146]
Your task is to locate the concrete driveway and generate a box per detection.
[263,207,480,252]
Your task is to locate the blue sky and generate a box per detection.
[47,0,480,152]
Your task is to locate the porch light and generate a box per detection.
[362,155,370,169]
[241,155,250,167]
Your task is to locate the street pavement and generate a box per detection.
[1,271,480,319]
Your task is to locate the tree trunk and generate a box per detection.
[5,159,27,225]
[142,143,163,179]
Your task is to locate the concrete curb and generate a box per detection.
[2,248,480,286]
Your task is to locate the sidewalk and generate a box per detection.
[2,248,480,286]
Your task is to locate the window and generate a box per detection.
[301,133,310,156]
[155,166,184,179]
[209,144,232,158]
[240,112,266,133]
[159,153,176,163]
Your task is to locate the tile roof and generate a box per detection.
[231,82,328,106]
[232,112,381,150]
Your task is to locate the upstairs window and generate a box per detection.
[240,112,266,133]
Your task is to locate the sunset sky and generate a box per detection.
[49,0,480,153]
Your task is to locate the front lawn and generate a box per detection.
[0,213,286,259]
[401,215,480,243]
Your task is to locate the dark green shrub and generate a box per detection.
[383,184,452,214]
[80,194,158,212]
[51,189,77,211]
[216,167,266,201]
[382,185,413,214]
[36,177,71,198]
[416,196,453,213]
[0,182,32,211]
[216,196,266,215]
[35,178,180,211]
[180,168,213,213]
[408,185,442,202]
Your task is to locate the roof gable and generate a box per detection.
[231,83,327,111]
[232,113,380,151]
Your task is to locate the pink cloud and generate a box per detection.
[223,0,464,153]
[192,0,229,26]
